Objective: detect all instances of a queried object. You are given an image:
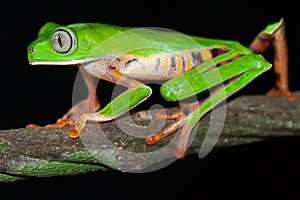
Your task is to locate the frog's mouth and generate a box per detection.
[29,58,96,66]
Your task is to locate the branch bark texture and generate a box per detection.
[0,91,299,182]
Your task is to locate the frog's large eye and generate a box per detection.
[51,29,75,53]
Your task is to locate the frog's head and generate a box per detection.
[27,22,123,65]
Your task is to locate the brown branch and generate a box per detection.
[0,91,299,182]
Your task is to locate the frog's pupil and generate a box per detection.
[58,36,62,48]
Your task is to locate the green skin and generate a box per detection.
[28,20,284,157]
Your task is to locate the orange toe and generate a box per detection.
[69,128,80,139]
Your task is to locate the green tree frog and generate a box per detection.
[27,18,296,158]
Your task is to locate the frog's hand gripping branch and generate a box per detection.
[147,54,272,158]
[250,18,296,100]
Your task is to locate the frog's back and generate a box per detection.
[68,23,251,81]
[74,23,236,80]
[66,23,132,45]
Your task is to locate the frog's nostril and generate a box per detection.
[29,47,35,53]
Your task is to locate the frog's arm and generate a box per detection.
[69,59,152,138]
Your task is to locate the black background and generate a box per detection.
[0,1,299,198]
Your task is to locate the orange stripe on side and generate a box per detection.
[160,53,171,75]
[183,50,193,72]
[200,48,212,61]
[175,51,183,74]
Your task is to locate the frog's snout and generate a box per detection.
[27,45,36,63]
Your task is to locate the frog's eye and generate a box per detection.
[51,29,75,53]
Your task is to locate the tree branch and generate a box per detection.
[1,91,300,182]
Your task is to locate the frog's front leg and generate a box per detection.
[250,18,296,100]
[69,58,152,138]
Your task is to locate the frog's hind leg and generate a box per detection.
[147,54,272,158]
[249,18,296,100]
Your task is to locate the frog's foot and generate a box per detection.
[146,102,199,158]
[146,110,185,145]
[267,87,297,100]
